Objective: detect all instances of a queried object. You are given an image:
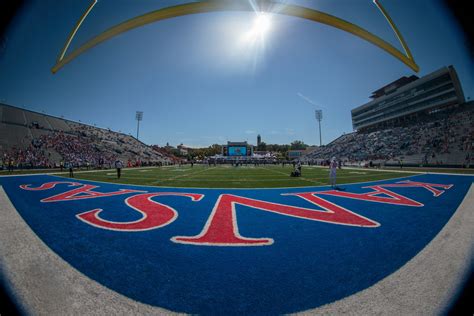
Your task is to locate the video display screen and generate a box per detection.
[228,146,247,156]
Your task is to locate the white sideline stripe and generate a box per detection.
[0,166,165,177]
[0,186,179,315]
[338,165,474,177]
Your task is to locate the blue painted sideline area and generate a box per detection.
[0,173,472,314]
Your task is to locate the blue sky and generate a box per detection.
[0,0,473,147]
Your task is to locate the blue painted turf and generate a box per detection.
[0,174,472,315]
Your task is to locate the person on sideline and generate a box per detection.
[115,159,123,179]
[329,157,337,187]
[66,161,74,178]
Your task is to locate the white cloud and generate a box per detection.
[297,92,323,108]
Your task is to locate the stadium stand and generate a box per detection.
[303,102,474,168]
[0,103,170,169]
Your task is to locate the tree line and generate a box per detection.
[162,140,310,160]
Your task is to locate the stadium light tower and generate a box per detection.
[136,111,143,140]
[315,109,323,146]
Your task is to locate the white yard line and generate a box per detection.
[311,165,419,174]
[259,167,323,185]
[49,171,423,190]
[165,178,304,182]
[158,167,216,183]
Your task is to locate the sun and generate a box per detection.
[253,13,271,35]
[241,12,273,43]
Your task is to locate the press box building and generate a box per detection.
[351,66,465,131]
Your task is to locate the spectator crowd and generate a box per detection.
[303,106,474,167]
[1,119,170,170]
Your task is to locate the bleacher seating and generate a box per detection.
[0,103,170,168]
[303,104,474,167]
[45,116,72,132]
[0,124,30,150]
[2,105,25,125]
[25,111,52,129]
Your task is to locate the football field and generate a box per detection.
[1,169,473,314]
[1,171,473,314]
[64,165,418,188]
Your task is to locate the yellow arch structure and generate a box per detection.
[52,0,419,74]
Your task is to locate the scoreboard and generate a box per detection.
[223,142,252,157]
[228,146,247,156]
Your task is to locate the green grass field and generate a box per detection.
[48,165,421,188]
[3,165,473,188]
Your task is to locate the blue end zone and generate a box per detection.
[0,174,472,314]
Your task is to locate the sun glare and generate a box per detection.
[254,13,271,35]
[211,9,278,72]
[242,12,272,43]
